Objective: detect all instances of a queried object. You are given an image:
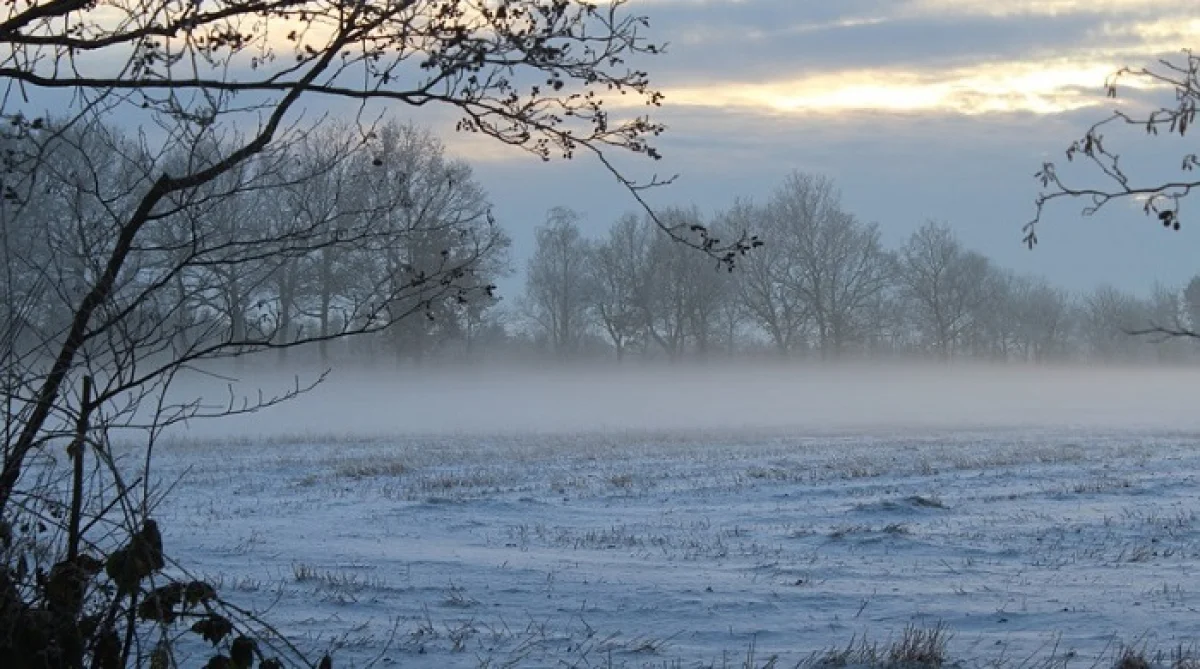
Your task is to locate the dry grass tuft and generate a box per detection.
[808,623,950,668]
[1114,648,1151,669]
[887,622,951,667]
[810,635,882,667]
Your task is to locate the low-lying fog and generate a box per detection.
[161,362,1200,441]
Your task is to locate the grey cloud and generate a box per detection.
[632,1,1195,86]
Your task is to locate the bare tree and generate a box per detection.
[735,173,891,359]
[1025,49,1200,347]
[524,207,594,357]
[1184,275,1200,331]
[672,208,734,359]
[279,126,379,363]
[1080,285,1153,361]
[0,0,676,499]
[723,199,809,356]
[858,277,911,357]
[637,207,729,361]
[1145,282,1192,361]
[706,213,751,357]
[364,122,507,363]
[768,173,891,358]
[587,213,652,361]
[896,222,1001,359]
[1006,276,1075,362]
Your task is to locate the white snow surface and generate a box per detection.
[147,365,1200,667]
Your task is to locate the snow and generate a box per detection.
[148,421,1200,667]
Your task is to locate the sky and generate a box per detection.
[397,0,1200,300]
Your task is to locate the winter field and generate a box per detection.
[147,365,1200,667]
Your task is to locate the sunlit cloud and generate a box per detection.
[673,15,892,45]
[1096,17,1200,42]
[658,59,1138,116]
[907,0,1169,18]
[418,1,1200,164]
[635,0,1174,21]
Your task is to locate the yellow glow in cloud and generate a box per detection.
[907,0,1168,18]
[635,0,1171,18]
[660,59,1145,116]
[1098,17,1200,42]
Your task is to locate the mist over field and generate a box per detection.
[144,360,1200,667]
[167,361,1200,441]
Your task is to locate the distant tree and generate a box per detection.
[275,126,374,363]
[588,213,652,361]
[639,207,731,360]
[767,173,891,357]
[364,122,509,363]
[640,210,696,360]
[965,271,1016,360]
[1184,275,1200,329]
[859,276,912,356]
[524,208,594,357]
[1146,282,1192,360]
[673,209,735,358]
[725,173,890,359]
[1006,276,1075,362]
[896,222,1001,359]
[707,214,753,356]
[1080,285,1153,361]
[724,199,809,356]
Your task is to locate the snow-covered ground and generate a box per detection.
[149,427,1200,667]
[147,366,1200,667]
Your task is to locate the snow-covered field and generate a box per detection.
[150,366,1200,667]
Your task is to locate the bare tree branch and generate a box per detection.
[1026,48,1200,249]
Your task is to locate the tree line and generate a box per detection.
[2,119,513,371]
[7,120,1194,369]
[521,172,1200,364]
